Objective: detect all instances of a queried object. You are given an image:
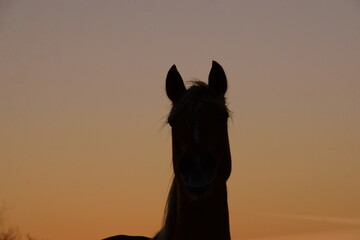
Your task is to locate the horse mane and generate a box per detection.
[153,178,177,240]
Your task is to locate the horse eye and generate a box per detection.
[219,111,229,122]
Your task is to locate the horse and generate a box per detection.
[103,61,232,240]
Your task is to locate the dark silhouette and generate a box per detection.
[103,236,150,240]
[103,61,232,240]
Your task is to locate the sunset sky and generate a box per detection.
[1,1,360,240]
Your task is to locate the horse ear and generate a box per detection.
[208,61,227,96]
[166,65,186,102]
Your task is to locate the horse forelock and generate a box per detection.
[167,81,229,125]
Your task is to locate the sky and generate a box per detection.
[0,0,360,239]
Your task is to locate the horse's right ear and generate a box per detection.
[166,65,186,103]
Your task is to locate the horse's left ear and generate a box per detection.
[208,61,227,96]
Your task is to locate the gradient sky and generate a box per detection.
[1,1,360,240]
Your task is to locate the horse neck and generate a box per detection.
[158,179,231,240]
[177,184,230,240]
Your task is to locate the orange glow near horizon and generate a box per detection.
[1,1,360,240]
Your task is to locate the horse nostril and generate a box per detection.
[179,155,188,175]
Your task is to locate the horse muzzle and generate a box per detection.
[178,150,217,196]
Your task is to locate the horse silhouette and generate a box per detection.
[103,61,232,240]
